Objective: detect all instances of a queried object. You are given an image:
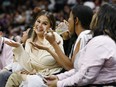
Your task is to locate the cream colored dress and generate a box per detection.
[13,32,64,76]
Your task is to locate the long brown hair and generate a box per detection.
[91,3,116,42]
[32,9,56,42]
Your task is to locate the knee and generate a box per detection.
[5,72,22,87]
[0,69,8,75]
[8,73,16,80]
[9,72,21,80]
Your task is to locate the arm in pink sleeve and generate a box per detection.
[57,69,75,80]
[57,38,110,87]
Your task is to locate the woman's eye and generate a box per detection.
[37,20,40,23]
[43,22,47,25]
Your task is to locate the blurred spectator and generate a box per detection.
[48,0,55,11]
[2,0,12,13]
[0,0,113,51]
[84,1,95,10]
[0,28,13,71]
[54,0,67,12]
[67,0,78,6]
[112,0,116,4]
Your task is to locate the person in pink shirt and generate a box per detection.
[0,28,13,71]
[45,3,116,87]
[0,27,33,87]
[0,27,13,87]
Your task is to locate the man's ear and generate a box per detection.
[75,17,79,25]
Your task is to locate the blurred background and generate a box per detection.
[0,0,115,41]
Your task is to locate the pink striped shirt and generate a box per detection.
[57,35,116,87]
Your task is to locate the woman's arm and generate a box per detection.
[50,41,73,70]
[30,41,73,70]
[5,40,34,72]
[44,31,73,70]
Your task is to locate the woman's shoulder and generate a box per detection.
[89,35,115,47]
[92,35,112,42]
[79,30,92,37]
[78,30,92,41]
[25,38,32,46]
[53,32,61,36]
[26,38,32,42]
[53,32,63,39]
[53,32,64,45]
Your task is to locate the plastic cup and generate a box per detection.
[55,22,68,35]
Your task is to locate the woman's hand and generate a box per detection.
[46,79,57,87]
[5,40,20,48]
[30,42,49,51]
[45,75,58,87]
[44,75,58,80]
[20,69,36,75]
[45,29,56,45]
[20,70,30,75]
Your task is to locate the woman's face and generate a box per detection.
[34,15,51,35]
[68,11,74,34]
[21,28,30,43]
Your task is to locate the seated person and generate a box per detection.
[5,9,64,87]
[45,3,116,87]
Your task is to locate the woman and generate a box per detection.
[45,3,116,87]
[34,5,93,70]
[5,10,64,87]
[21,28,33,45]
